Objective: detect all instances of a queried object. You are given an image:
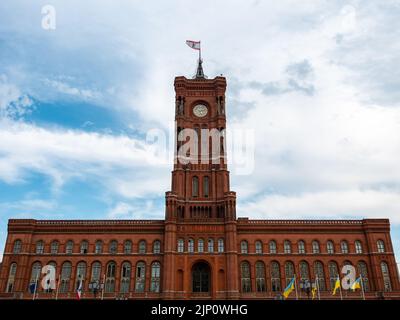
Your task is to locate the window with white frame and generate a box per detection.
[298,241,305,254]
[177,239,184,253]
[284,241,291,254]
[255,241,263,254]
[188,239,194,253]
[208,239,214,253]
[355,241,363,254]
[198,239,204,253]
[241,241,248,254]
[218,238,224,253]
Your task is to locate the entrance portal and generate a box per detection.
[192,262,210,293]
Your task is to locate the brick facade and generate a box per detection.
[0,66,399,299]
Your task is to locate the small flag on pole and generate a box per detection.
[311,286,317,300]
[350,276,362,291]
[283,277,296,299]
[186,40,201,50]
[332,276,341,295]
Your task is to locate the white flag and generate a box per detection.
[186,40,200,50]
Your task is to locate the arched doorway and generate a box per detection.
[192,262,211,293]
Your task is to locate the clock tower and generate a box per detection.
[162,59,239,299]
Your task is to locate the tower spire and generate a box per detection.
[195,58,206,79]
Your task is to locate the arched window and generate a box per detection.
[124,240,132,254]
[13,240,22,254]
[241,241,248,254]
[75,262,86,291]
[269,241,277,254]
[120,262,131,293]
[188,239,194,253]
[105,262,116,293]
[271,261,281,292]
[355,241,363,254]
[6,263,17,293]
[153,240,161,254]
[240,262,251,293]
[314,261,326,291]
[135,262,146,292]
[327,261,338,290]
[255,241,263,254]
[326,241,335,254]
[255,261,266,292]
[284,261,295,285]
[312,241,320,254]
[80,241,89,254]
[60,262,72,293]
[95,240,103,254]
[177,239,184,253]
[284,241,291,254]
[109,240,118,254]
[139,240,146,254]
[36,241,44,254]
[381,262,392,292]
[198,239,204,253]
[65,241,74,254]
[357,261,369,291]
[218,238,224,253]
[150,262,161,292]
[208,239,214,253]
[91,262,101,283]
[203,176,209,197]
[377,240,385,253]
[299,261,309,281]
[192,176,199,197]
[30,262,42,289]
[340,241,349,254]
[50,241,59,254]
[298,241,305,254]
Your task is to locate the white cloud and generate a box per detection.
[239,189,400,223]
[0,119,169,197]
[43,78,101,101]
[107,200,159,219]
[2,199,57,211]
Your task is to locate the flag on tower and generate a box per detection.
[186,40,201,50]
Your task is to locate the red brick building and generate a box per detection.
[0,61,399,300]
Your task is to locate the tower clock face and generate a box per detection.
[193,104,208,117]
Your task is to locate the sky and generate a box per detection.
[0,0,399,262]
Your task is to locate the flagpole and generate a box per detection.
[360,277,366,300]
[294,275,298,300]
[33,273,39,301]
[55,275,60,300]
[338,276,343,300]
[199,41,201,61]
[316,276,320,300]
[101,274,106,300]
